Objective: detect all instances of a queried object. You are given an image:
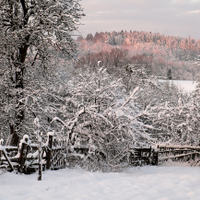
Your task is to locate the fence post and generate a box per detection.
[153,151,158,165]
[46,132,53,170]
[0,138,3,165]
[19,135,29,173]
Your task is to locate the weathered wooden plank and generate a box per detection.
[2,150,14,171]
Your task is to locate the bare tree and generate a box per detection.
[0,0,84,145]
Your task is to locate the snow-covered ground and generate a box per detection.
[159,80,197,93]
[1,165,200,200]
[171,80,197,93]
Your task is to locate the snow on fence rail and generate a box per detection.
[157,144,200,165]
[0,134,67,173]
[1,135,200,174]
[0,136,158,173]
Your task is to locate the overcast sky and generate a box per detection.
[78,0,200,40]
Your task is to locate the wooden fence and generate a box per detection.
[157,144,200,165]
[1,135,200,174]
[0,134,66,173]
[128,146,158,166]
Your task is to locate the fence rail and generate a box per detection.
[1,136,200,174]
[157,144,200,165]
[0,134,66,173]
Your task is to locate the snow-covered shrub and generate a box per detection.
[50,67,158,171]
[139,80,200,145]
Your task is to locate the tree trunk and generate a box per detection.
[9,45,28,146]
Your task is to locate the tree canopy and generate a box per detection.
[0,0,84,145]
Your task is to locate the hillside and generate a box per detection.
[76,30,200,80]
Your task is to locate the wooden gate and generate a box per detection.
[0,134,66,173]
[128,146,158,166]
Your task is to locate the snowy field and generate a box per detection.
[171,80,197,93]
[159,80,197,93]
[1,165,200,200]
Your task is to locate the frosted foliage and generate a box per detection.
[49,67,157,170]
[0,0,83,59]
[0,0,84,142]
[138,79,200,145]
[0,0,199,170]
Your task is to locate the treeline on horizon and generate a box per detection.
[76,30,200,80]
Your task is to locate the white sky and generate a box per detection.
[78,0,200,39]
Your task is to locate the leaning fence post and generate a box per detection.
[46,132,53,170]
[19,135,29,173]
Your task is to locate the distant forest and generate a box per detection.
[76,30,200,80]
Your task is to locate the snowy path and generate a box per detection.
[1,166,200,200]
